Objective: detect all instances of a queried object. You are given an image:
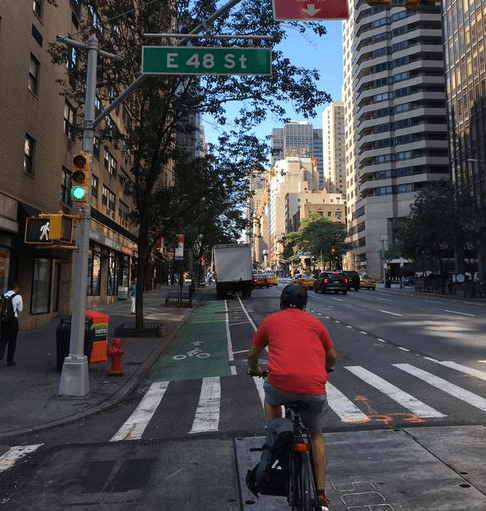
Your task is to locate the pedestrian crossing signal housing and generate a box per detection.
[71,153,90,203]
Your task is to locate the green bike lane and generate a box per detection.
[147,289,233,383]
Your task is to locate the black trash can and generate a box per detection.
[56,316,95,373]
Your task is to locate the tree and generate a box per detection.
[285,214,347,271]
[397,181,486,276]
[49,0,332,327]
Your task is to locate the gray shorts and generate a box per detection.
[264,380,329,430]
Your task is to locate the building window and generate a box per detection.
[91,174,99,199]
[31,258,51,314]
[64,102,76,141]
[87,246,101,296]
[107,250,118,296]
[28,54,40,94]
[102,185,115,212]
[61,167,71,204]
[33,0,42,17]
[67,47,77,71]
[24,135,35,175]
[119,200,129,226]
[103,148,117,176]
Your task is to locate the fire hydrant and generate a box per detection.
[107,337,124,376]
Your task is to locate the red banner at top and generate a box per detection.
[272,0,349,20]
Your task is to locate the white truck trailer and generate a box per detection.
[212,243,253,299]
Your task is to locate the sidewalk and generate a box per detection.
[0,285,204,440]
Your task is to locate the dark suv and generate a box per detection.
[314,271,348,294]
[343,271,360,291]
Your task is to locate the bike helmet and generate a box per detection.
[280,284,308,310]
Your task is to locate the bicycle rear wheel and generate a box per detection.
[300,451,317,510]
[289,451,317,511]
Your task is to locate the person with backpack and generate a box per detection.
[247,284,337,510]
[0,282,23,366]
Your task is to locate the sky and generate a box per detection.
[202,19,345,146]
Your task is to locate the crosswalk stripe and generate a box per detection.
[111,381,169,442]
[435,360,486,381]
[189,376,221,434]
[346,366,445,418]
[326,382,370,423]
[0,444,43,474]
[394,363,486,413]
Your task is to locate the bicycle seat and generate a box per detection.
[285,402,309,412]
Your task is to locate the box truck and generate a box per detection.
[212,243,253,299]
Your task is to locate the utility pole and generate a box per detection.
[58,35,117,397]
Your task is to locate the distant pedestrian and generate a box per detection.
[129,279,136,314]
[0,282,23,366]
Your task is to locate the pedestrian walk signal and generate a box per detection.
[71,153,90,204]
[25,212,78,248]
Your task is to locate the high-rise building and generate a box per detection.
[443,0,486,197]
[322,103,346,193]
[442,0,486,277]
[271,121,324,187]
[343,1,449,279]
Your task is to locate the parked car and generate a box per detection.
[402,276,415,287]
[253,274,270,288]
[360,274,376,290]
[295,274,315,290]
[314,271,348,294]
[267,273,279,286]
[343,270,360,291]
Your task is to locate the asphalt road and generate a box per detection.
[2,281,486,510]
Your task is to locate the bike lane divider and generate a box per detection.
[147,293,232,382]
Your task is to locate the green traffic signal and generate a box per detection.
[71,185,87,201]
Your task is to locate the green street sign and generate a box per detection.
[142,46,272,76]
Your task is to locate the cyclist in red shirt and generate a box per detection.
[248,284,337,510]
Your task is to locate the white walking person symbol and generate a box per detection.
[39,221,50,241]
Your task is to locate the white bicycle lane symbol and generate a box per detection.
[173,340,210,360]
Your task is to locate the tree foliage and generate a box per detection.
[285,214,347,270]
[397,181,486,274]
[49,0,332,324]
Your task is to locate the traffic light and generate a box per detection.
[71,152,90,204]
[404,0,420,8]
[365,0,391,6]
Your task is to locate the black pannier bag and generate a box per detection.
[246,417,294,497]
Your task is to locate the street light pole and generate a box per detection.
[59,36,117,397]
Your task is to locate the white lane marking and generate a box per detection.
[189,376,221,434]
[346,366,445,418]
[225,300,237,376]
[394,363,486,413]
[326,382,370,424]
[253,374,266,409]
[237,294,258,332]
[434,361,486,381]
[444,309,475,317]
[379,310,402,317]
[111,381,169,441]
[377,338,387,343]
[0,444,43,474]
[398,347,410,352]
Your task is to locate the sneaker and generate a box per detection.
[317,493,330,510]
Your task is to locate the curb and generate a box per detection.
[0,292,206,440]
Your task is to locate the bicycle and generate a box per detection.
[248,370,328,511]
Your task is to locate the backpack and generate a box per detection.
[0,293,17,324]
[246,417,294,497]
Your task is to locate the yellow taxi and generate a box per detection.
[360,274,376,290]
[267,273,279,286]
[295,274,315,290]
